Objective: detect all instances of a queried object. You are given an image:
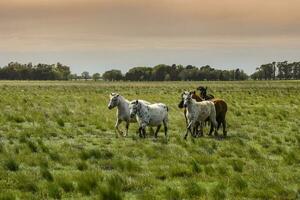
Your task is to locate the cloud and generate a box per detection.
[1,0,300,38]
[0,0,299,73]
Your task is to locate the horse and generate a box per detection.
[129,100,168,139]
[178,91,228,137]
[197,86,215,100]
[182,91,218,139]
[178,90,204,123]
[107,93,150,137]
[210,99,227,137]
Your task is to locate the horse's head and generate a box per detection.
[108,93,120,109]
[197,86,207,98]
[129,100,140,118]
[178,92,185,108]
[182,91,192,108]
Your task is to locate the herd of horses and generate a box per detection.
[108,86,227,140]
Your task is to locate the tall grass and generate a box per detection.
[0,80,299,199]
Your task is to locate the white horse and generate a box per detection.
[129,100,168,139]
[108,93,150,137]
[182,91,218,139]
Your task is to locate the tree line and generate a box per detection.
[251,61,300,80]
[1,61,300,81]
[0,62,71,80]
[102,64,248,81]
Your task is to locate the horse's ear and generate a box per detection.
[135,100,138,104]
[191,90,196,94]
[116,94,119,97]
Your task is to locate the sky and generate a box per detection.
[1,0,300,74]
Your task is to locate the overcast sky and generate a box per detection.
[1,0,300,74]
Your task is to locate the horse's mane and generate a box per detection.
[190,91,204,102]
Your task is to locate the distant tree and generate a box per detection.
[56,62,71,80]
[284,63,293,80]
[152,64,172,81]
[102,70,123,81]
[92,73,101,81]
[164,74,171,81]
[81,71,90,81]
[277,61,287,80]
[292,62,300,79]
[70,74,78,80]
[272,62,276,79]
[125,67,152,81]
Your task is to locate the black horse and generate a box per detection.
[197,86,214,100]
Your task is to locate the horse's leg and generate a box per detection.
[209,122,214,136]
[115,119,122,137]
[184,109,188,126]
[222,118,227,137]
[192,122,198,137]
[142,128,146,138]
[217,118,221,130]
[209,112,218,137]
[138,127,143,138]
[124,121,129,137]
[199,122,204,137]
[192,126,196,137]
[193,125,198,137]
[163,119,168,139]
[184,121,193,139]
[155,125,161,138]
[212,119,219,137]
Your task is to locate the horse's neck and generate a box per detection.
[192,94,202,102]
[137,102,148,118]
[117,96,129,112]
[187,100,197,111]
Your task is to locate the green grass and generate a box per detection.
[0,80,299,199]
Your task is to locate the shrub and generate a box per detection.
[76,161,88,171]
[80,148,113,160]
[48,183,62,199]
[27,140,38,153]
[77,173,99,195]
[17,175,38,193]
[165,186,181,200]
[185,182,207,198]
[232,175,248,191]
[231,159,244,172]
[191,159,202,173]
[49,151,61,161]
[211,182,227,200]
[0,192,15,200]
[56,118,65,127]
[98,175,124,200]
[170,165,192,178]
[57,178,75,193]
[4,158,19,171]
[41,168,53,182]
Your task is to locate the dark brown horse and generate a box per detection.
[197,86,214,100]
[209,99,227,137]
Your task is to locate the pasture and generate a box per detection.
[0,80,299,199]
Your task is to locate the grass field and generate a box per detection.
[0,80,299,200]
